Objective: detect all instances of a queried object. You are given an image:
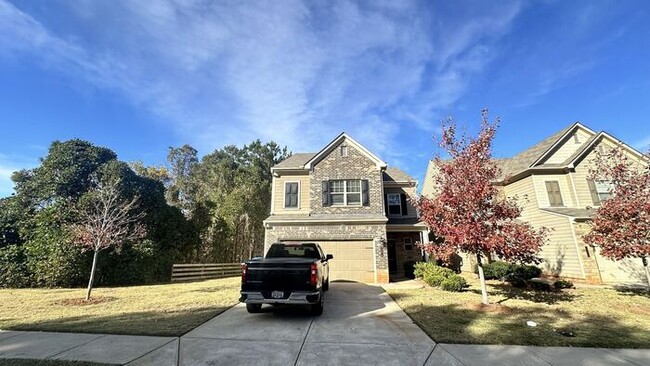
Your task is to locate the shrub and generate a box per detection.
[416,262,456,288]
[482,261,511,280]
[413,262,429,279]
[554,279,574,289]
[505,264,542,288]
[440,275,468,292]
[403,260,417,279]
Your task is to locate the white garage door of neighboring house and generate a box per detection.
[594,248,648,285]
[303,240,375,283]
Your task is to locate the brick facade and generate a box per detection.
[309,142,384,215]
[573,222,603,284]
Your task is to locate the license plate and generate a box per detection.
[271,291,284,299]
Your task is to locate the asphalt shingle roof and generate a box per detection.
[273,153,316,169]
[496,124,576,180]
[383,167,414,183]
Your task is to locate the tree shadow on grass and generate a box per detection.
[613,285,650,298]
[467,283,580,305]
[388,293,650,349]
[2,306,231,337]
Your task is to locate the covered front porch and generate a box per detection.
[386,218,428,281]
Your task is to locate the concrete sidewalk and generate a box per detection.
[1,329,649,365]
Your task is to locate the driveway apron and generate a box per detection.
[178,282,435,365]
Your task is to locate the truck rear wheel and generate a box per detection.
[246,303,262,313]
[311,292,324,316]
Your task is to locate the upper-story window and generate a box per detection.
[340,144,348,157]
[330,180,361,206]
[588,179,613,205]
[322,179,369,207]
[284,182,299,208]
[545,181,564,207]
[387,193,402,215]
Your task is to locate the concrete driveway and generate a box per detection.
[177,282,436,365]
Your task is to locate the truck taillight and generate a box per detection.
[310,263,318,286]
[241,263,248,284]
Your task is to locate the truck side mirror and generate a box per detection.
[326,254,334,260]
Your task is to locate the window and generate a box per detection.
[387,193,401,215]
[284,182,299,208]
[404,237,413,251]
[573,134,580,144]
[594,180,613,201]
[340,144,348,157]
[329,180,361,206]
[545,181,563,207]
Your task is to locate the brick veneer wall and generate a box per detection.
[573,221,603,284]
[309,140,384,215]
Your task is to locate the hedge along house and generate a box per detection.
[264,133,428,284]
[422,122,649,286]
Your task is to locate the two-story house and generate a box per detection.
[423,122,648,285]
[263,133,427,284]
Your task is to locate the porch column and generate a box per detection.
[420,229,429,262]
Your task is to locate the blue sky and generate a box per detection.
[1,0,649,197]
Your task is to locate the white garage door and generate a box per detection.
[314,240,375,283]
[594,248,648,285]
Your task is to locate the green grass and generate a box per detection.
[0,277,240,336]
[387,274,650,348]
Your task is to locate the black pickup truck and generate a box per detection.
[240,242,333,315]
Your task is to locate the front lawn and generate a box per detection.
[386,274,650,348]
[0,277,240,336]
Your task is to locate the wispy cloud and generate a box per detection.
[0,0,522,162]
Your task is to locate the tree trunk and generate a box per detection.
[641,257,650,291]
[86,249,100,301]
[476,252,489,305]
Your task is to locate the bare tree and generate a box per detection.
[73,177,146,300]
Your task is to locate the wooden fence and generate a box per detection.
[171,263,242,282]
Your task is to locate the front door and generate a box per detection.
[387,239,397,273]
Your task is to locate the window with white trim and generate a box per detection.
[387,193,401,215]
[404,237,413,251]
[284,182,299,208]
[595,180,613,201]
[329,180,361,206]
[340,145,348,157]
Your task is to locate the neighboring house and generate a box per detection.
[423,122,649,285]
[264,133,427,284]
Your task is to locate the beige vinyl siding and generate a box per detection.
[543,128,594,164]
[502,176,537,220]
[272,174,310,214]
[533,174,575,208]
[421,160,438,198]
[573,137,648,208]
[504,176,584,278]
[535,212,585,278]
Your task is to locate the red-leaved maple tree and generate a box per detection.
[418,111,548,304]
[583,147,650,289]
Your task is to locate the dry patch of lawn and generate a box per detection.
[0,277,240,336]
[386,274,650,348]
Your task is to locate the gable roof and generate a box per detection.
[304,132,387,169]
[383,167,414,183]
[272,153,316,170]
